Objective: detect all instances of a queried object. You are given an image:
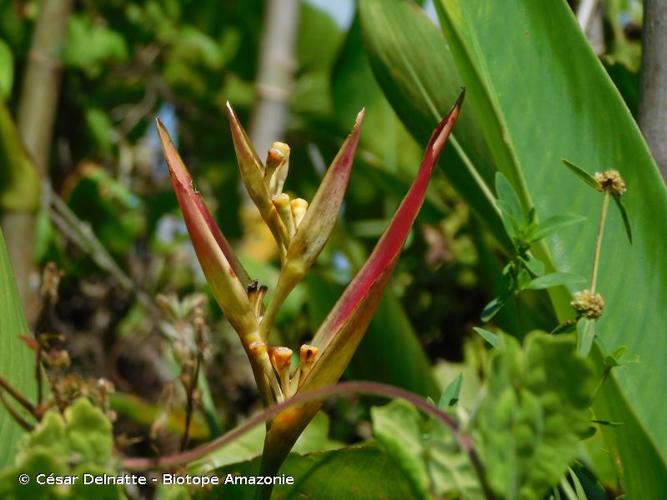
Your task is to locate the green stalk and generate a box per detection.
[591,192,610,293]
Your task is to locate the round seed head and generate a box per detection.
[571,289,605,319]
[594,170,627,196]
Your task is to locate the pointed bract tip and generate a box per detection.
[355,108,366,125]
[431,93,464,154]
[155,117,170,142]
[455,88,466,107]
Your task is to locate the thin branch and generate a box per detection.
[577,0,598,32]
[577,0,604,55]
[122,380,494,499]
[180,352,202,452]
[0,375,36,415]
[0,391,33,431]
[36,344,43,406]
[47,187,155,312]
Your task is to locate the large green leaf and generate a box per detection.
[359,0,667,496]
[0,229,37,467]
[196,445,414,499]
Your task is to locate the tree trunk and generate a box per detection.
[638,0,667,179]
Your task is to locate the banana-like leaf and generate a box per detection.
[260,93,463,476]
[357,1,509,251]
[260,110,365,336]
[156,120,258,340]
[225,103,289,250]
[360,0,667,495]
[0,230,37,466]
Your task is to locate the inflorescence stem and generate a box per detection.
[590,191,610,293]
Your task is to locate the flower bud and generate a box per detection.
[266,142,290,195]
[272,193,296,239]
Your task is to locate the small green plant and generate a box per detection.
[481,172,588,322]
[0,398,121,500]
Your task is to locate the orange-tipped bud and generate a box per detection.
[299,344,319,365]
[269,346,293,373]
[266,142,290,195]
[290,198,308,227]
[269,346,293,399]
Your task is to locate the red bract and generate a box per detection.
[261,91,464,475]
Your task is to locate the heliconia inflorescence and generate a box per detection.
[156,91,464,480]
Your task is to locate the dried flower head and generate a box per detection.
[40,262,63,303]
[594,170,627,196]
[571,289,605,319]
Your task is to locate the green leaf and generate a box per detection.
[438,373,463,409]
[475,332,596,499]
[523,253,545,277]
[473,327,501,348]
[0,39,13,100]
[0,229,37,467]
[561,159,600,191]
[0,103,40,211]
[591,419,623,427]
[495,172,525,224]
[528,213,587,244]
[612,195,632,244]
[62,398,113,465]
[64,15,128,78]
[568,468,588,500]
[371,400,480,499]
[480,295,506,322]
[576,318,596,357]
[199,445,414,500]
[525,273,587,290]
[0,398,122,499]
[361,0,667,494]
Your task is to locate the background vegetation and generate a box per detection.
[0,0,665,499]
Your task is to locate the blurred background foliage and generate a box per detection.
[0,0,647,472]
